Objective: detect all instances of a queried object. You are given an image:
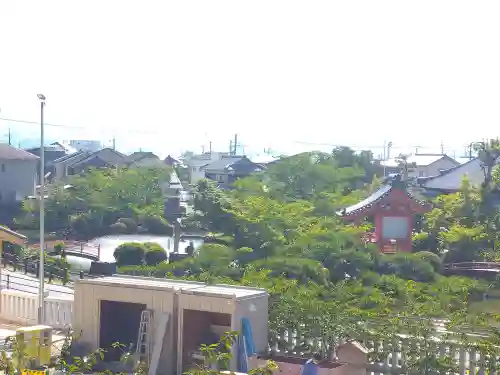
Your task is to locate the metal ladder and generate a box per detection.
[136,309,153,365]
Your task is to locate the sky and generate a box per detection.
[0,1,499,158]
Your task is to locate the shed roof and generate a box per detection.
[76,276,267,299]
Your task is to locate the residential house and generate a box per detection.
[52,150,91,180]
[67,148,126,175]
[26,142,75,180]
[202,155,265,189]
[124,151,163,167]
[0,143,38,204]
[380,154,459,179]
[418,157,487,195]
[164,155,182,167]
[186,152,232,184]
[25,142,74,163]
[51,148,126,179]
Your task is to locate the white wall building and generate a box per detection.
[68,140,102,152]
[186,152,231,184]
[380,154,459,179]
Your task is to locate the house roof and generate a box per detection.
[125,151,159,163]
[419,157,489,192]
[52,150,88,164]
[202,156,247,171]
[338,174,429,217]
[164,155,181,165]
[0,226,27,241]
[380,154,459,168]
[0,143,39,160]
[72,148,125,167]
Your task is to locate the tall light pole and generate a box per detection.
[37,93,46,324]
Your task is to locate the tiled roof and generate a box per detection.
[0,143,39,160]
[338,176,428,217]
[126,151,159,163]
[203,156,245,171]
[52,150,88,163]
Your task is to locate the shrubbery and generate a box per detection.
[142,216,173,235]
[113,242,167,266]
[117,218,138,234]
[109,222,128,234]
[144,243,168,265]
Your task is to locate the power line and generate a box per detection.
[0,117,160,135]
[0,115,475,157]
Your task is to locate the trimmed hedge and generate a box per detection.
[113,241,167,266]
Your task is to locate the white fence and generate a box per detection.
[272,330,495,375]
[0,289,73,329]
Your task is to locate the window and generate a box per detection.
[1,164,5,172]
[418,170,425,177]
[192,167,196,172]
[382,216,409,239]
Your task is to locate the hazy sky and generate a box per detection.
[0,1,499,157]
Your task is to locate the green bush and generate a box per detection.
[70,213,101,239]
[143,216,173,235]
[113,242,147,266]
[109,222,128,234]
[144,243,168,265]
[53,241,64,255]
[45,255,70,284]
[414,251,443,272]
[377,253,437,282]
[117,218,138,234]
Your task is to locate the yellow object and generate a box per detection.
[22,370,47,375]
[16,325,53,366]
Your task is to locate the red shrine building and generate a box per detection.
[338,175,432,253]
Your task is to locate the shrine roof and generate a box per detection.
[337,178,429,218]
[339,184,392,217]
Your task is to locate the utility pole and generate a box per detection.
[440,141,444,155]
[382,141,386,177]
[36,94,46,325]
[7,128,11,145]
[461,143,474,160]
[209,141,212,153]
[229,140,233,155]
[233,134,238,155]
[112,136,116,150]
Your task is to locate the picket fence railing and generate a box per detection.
[0,289,73,329]
[0,289,494,375]
[271,329,495,375]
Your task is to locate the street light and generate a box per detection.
[37,94,46,324]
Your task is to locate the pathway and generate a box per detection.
[0,269,74,297]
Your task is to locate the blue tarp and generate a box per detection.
[238,317,256,372]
